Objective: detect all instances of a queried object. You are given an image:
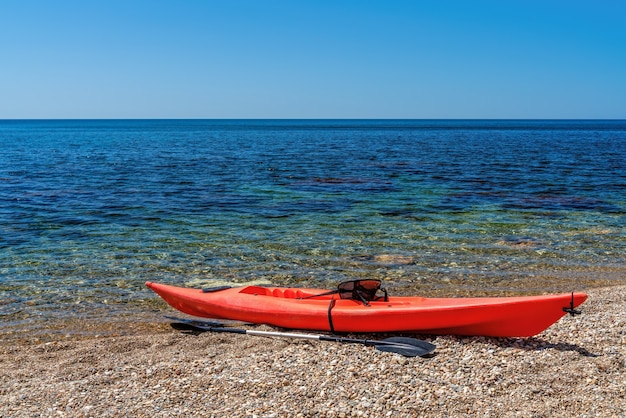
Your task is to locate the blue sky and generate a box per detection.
[1,1,625,119]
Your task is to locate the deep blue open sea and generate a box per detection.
[1,120,625,337]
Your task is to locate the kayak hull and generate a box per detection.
[146,282,587,337]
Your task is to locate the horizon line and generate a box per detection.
[2,118,626,121]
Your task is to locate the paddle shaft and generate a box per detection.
[208,326,340,341]
[197,325,434,354]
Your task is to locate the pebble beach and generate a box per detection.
[1,285,624,417]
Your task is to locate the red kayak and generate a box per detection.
[146,280,587,337]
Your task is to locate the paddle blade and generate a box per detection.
[165,315,253,328]
[170,322,207,333]
[375,337,436,358]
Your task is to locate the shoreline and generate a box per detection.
[2,285,625,417]
[3,276,625,345]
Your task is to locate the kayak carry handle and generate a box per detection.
[202,286,232,293]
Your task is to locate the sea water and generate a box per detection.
[0,120,624,336]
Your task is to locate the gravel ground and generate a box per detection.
[1,285,625,417]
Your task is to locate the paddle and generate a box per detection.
[164,315,253,327]
[169,320,436,358]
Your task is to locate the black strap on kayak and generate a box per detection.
[299,289,340,299]
[327,295,336,334]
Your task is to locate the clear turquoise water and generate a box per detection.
[1,120,624,336]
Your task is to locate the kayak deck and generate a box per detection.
[146,282,587,337]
